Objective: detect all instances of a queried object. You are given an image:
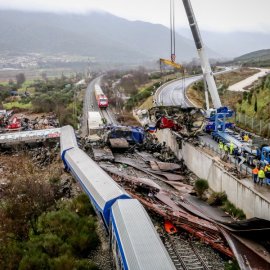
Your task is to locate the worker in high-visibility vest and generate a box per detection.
[219,141,224,152]
[258,168,265,186]
[264,163,270,172]
[252,166,259,183]
[264,164,270,185]
[229,142,234,155]
[224,144,229,153]
[243,134,249,142]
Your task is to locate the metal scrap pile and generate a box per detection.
[28,144,59,167]
[97,151,234,258]
[148,106,205,137]
[0,112,59,133]
[21,113,59,131]
[142,133,178,162]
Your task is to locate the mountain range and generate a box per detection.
[0,10,202,63]
[0,10,269,64]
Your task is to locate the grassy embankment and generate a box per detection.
[237,74,270,121]
[186,68,259,111]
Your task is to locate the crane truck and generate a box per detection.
[180,0,235,136]
[181,0,270,167]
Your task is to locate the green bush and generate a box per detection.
[49,255,76,270]
[36,209,99,256]
[19,251,49,270]
[194,179,209,198]
[224,260,240,270]
[222,201,246,220]
[0,240,23,270]
[26,233,68,258]
[1,192,99,269]
[68,193,96,217]
[207,191,227,206]
[75,259,99,270]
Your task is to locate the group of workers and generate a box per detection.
[218,133,250,155]
[218,135,270,187]
[252,163,270,186]
[219,141,235,155]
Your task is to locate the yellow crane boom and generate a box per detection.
[160,58,183,70]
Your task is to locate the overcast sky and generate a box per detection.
[0,0,269,33]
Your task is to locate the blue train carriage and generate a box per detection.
[110,199,176,270]
[60,125,78,158]
[63,146,130,230]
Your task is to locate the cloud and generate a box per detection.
[0,0,269,32]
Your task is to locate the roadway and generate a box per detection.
[155,67,234,107]
[81,76,101,137]
[155,67,256,166]
[228,68,270,91]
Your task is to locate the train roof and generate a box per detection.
[60,125,78,157]
[95,84,104,95]
[64,147,130,225]
[111,199,176,270]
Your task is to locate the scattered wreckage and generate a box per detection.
[0,111,59,133]
[137,106,205,137]
[85,126,270,269]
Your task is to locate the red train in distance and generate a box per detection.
[94,84,108,109]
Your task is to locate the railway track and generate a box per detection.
[100,108,115,125]
[161,234,212,270]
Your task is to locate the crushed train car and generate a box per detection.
[148,106,205,137]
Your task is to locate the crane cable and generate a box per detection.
[170,0,176,62]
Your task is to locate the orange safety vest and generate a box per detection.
[252,168,259,175]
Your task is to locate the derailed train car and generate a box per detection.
[60,125,176,270]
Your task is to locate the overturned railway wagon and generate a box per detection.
[60,125,176,270]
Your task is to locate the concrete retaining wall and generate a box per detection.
[155,129,270,220]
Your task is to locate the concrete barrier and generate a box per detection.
[155,129,270,220]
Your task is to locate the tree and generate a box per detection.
[15,73,26,86]
[254,97,258,112]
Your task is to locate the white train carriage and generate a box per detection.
[60,125,78,158]
[111,199,176,270]
[94,84,104,98]
[64,147,130,229]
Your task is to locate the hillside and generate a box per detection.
[0,10,215,63]
[177,28,270,58]
[237,74,270,119]
[233,49,270,67]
